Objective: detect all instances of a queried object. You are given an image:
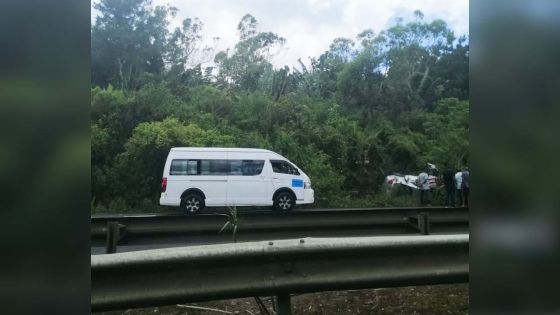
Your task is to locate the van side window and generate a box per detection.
[170,159,198,175]
[171,159,266,176]
[241,160,265,176]
[228,160,264,176]
[270,160,300,175]
[201,160,229,175]
[229,160,243,175]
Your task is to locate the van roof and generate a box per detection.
[170,147,275,154]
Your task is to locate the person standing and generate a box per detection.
[461,167,470,207]
[442,169,455,207]
[454,169,463,207]
[418,170,430,205]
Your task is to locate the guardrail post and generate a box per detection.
[417,212,430,235]
[407,212,430,235]
[106,222,120,254]
[275,294,292,315]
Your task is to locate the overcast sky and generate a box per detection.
[93,0,469,68]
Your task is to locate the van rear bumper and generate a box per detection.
[298,188,314,204]
[159,196,181,206]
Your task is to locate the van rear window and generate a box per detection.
[170,159,198,175]
[170,159,264,176]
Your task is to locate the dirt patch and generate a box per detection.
[98,284,468,314]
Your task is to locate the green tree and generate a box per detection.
[166,17,217,89]
[91,123,112,205]
[421,98,469,168]
[114,118,235,207]
[214,14,285,91]
[91,0,177,89]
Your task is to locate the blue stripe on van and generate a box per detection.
[292,179,303,188]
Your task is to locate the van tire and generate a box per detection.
[181,193,205,215]
[273,191,295,211]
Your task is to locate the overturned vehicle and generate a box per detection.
[385,163,439,190]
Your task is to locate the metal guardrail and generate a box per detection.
[91,234,469,312]
[91,207,469,253]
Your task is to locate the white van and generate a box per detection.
[159,147,314,214]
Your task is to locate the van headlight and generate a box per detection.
[304,181,311,189]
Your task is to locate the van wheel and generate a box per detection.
[273,192,295,211]
[181,194,205,215]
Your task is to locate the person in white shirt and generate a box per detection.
[454,170,463,207]
[418,171,430,205]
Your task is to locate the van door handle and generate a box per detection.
[272,177,279,180]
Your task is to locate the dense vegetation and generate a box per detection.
[91,0,469,212]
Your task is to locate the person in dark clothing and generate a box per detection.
[442,169,455,207]
[461,167,470,207]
